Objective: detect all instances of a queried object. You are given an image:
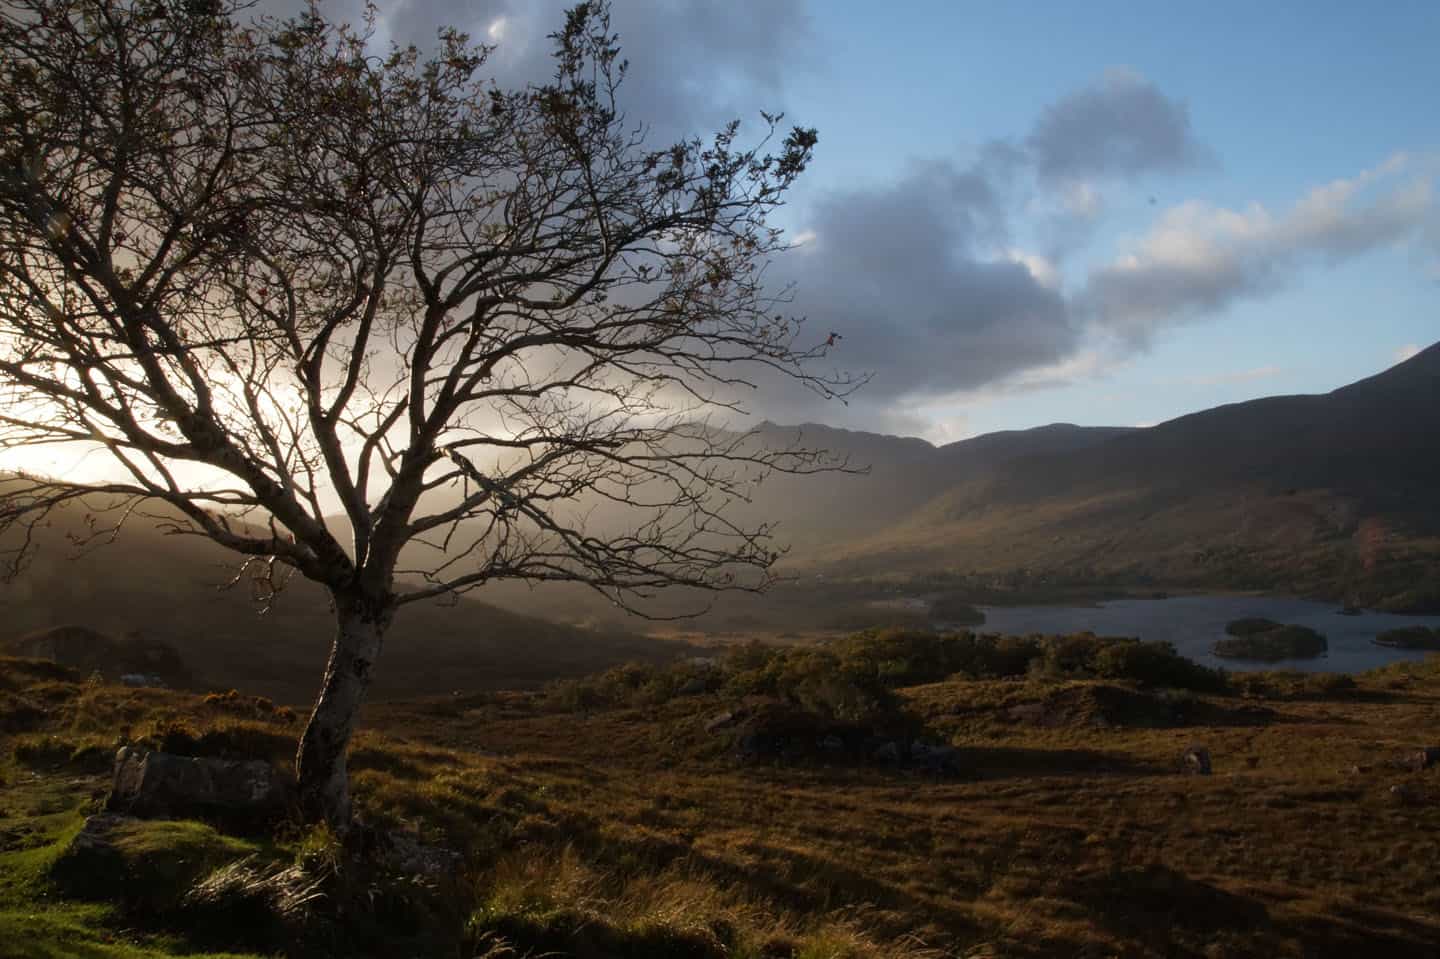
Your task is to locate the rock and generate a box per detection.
[369,831,462,877]
[915,745,964,777]
[1181,745,1212,776]
[107,746,291,823]
[1404,746,1440,771]
[120,673,167,688]
[1007,703,1046,723]
[677,677,708,696]
[704,710,738,733]
[871,741,900,763]
[69,813,132,855]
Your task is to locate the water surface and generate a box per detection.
[975,595,1440,673]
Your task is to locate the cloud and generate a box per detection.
[758,161,1077,426]
[1025,67,1214,183]
[1395,343,1422,363]
[261,0,811,145]
[1081,154,1435,343]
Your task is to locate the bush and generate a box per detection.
[1092,640,1229,692]
[928,595,986,625]
[1373,626,1440,650]
[1225,618,1283,637]
[1214,625,1327,662]
[203,689,298,723]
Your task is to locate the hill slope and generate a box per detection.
[820,342,1440,609]
[0,496,691,704]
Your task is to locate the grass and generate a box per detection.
[3,649,1440,957]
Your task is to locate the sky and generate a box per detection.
[19,0,1440,455]
[338,0,1439,445]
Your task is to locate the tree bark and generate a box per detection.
[295,590,393,828]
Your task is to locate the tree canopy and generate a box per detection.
[0,0,850,823]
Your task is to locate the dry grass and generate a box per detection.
[4,652,1440,957]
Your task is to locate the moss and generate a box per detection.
[51,818,265,910]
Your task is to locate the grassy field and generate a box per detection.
[3,639,1440,958]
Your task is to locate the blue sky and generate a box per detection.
[758,1,1440,439]
[327,0,1439,440]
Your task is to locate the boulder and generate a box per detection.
[911,741,964,776]
[369,831,463,877]
[704,710,738,733]
[69,812,132,856]
[1181,745,1212,776]
[871,741,900,763]
[1006,703,1047,723]
[107,746,291,824]
[1404,746,1440,771]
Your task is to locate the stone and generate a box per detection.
[1181,745,1212,776]
[1007,703,1046,723]
[107,746,291,823]
[371,831,462,877]
[915,746,964,777]
[69,813,132,855]
[1404,746,1440,771]
[704,710,738,733]
[871,741,900,763]
[120,673,167,688]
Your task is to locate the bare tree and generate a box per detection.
[0,0,854,825]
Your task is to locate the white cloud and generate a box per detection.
[1395,343,1422,363]
[1083,154,1435,343]
[1007,249,1061,290]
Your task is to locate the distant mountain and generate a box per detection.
[718,420,1136,551]
[815,342,1440,611]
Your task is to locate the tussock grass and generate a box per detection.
[5,651,1440,956]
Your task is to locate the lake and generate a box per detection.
[974,595,1440,673]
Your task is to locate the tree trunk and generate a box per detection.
[296,590,393,827]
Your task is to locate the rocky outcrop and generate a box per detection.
[107,747,291,824]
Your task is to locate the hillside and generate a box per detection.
[0,496,692,705]
[804,343,1440,610]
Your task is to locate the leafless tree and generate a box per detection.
[0,0,855,824]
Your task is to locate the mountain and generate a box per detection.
[716,420,1136,551]
[813,342,1440,610]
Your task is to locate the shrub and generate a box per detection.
[1373,626,1440,650]
[928,595,986,625]
[1214,625,1327,662]
[1092,640,1229,692]
[1225,618,1283,637]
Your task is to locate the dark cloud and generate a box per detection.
[749,162,1077,427]
[257,0,808,146]
[1025,67,1213,183]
